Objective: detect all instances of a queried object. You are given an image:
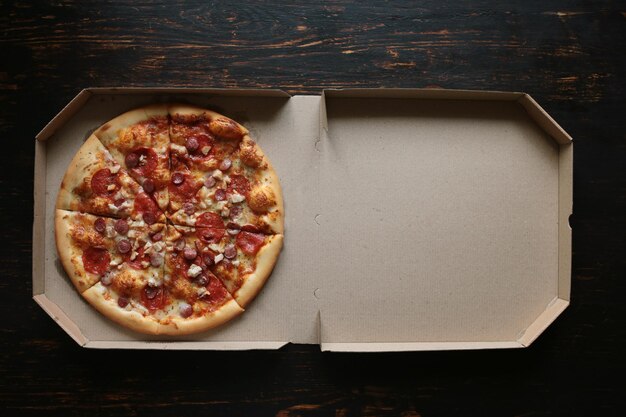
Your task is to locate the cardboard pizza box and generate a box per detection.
[32,88,572,351]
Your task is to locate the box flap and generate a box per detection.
[517,298,569,346]
[32,140,47,296]
[33,294,88,346]
[517,95,572,145]
[36,89,92,141]
[316,93,564,348]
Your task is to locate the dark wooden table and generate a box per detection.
[2,2,625,416]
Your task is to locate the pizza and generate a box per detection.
[55,104,283,335]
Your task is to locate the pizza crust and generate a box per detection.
[156,299,244,335]
[238,137,284,233]
[168,103,249,136]
[55,209,101,293]
[254,161,285,234]
[83,283,244,336]
[82,283,160,335]
[94,104,169,144]
[56,134,104,211]
[234,234,284,307]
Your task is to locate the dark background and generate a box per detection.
[1,1,625,416]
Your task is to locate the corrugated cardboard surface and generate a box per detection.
[33,88,572,351]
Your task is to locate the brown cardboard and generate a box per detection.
[33,88,572,351]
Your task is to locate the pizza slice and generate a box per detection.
[191,219,283,308]
[160,224,244,334]
[93,104,171,212]
[69,215,176,335]
[55,210,167,294]
[56,134,164,222]
[167,106,284,234]
[167,104,247,221]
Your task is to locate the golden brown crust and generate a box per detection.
[233,234,284,308]
[239,137,265,168]
[228,137,284,234]
[168,103,249,136]
[248,186,276,213]
[55,209,102,293]
[82,283,160,335]
[156,299,244,335]
[255,160,285,234]
[94,104,169,144]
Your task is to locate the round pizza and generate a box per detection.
[55,104,284,335]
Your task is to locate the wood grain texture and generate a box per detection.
[1,1,625,416]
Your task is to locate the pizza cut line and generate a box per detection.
[55,104,284,335]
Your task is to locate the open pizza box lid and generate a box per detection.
[33,88,572,351]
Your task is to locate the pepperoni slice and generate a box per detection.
[195,274,209,286]
[241,224,261,233]
[91,168,120,197]
[133,192,161,223]
[127,148,157,177]
[197,227,224,243]
[202,273,230,305]
[82,247,110,275]
[236,231,266,255]
[227,175,250,197]
[140,285,166,311]
[195,212,224,229]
